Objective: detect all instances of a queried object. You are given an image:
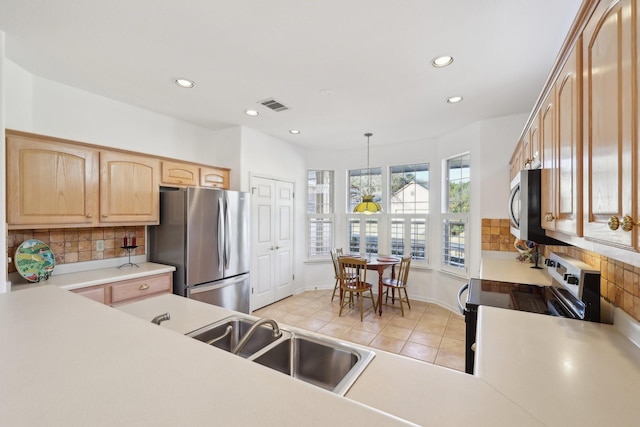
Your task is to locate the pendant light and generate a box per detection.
[353,132,383,214]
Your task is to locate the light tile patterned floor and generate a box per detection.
[253,289,466,372]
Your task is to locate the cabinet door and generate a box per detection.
[540,91,556,231]
[582,0,636,249]
[6,133,99,227]
[110,273,172,306]
[510,141,523,180]
[555,43,582,236]
[529,114,542,169]
[100,151,160,224]
[199,166,230,189]
[161,161,198,187]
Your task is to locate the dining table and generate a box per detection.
[364,255,401,316]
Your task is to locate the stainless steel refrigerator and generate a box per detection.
[149,187,250,313]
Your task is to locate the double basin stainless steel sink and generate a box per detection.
[186,315,375,396]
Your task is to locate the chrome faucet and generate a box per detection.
[232,318,281,355]
[151,312,170,325]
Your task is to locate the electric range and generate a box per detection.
[458,252,603,374]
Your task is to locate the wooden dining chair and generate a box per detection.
[330,248,344,302]
[382,255,412,316]
[338,256,377,321]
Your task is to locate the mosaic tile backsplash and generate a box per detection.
[7,226,145,274]
[482,218,640,322]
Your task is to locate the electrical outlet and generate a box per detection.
[96,240,105,251]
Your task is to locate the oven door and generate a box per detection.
[458,283,477,374]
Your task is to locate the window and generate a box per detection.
[348,167,382,212]
[389,163,429,213]
[442,153,470,274]
[389,163,429,265]
[307,170,334,259]
[348,216,379,257]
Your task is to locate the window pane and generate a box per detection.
[390,163,429,213]
[348,218,361,254]
[442,219,466,269]
[391,218,405,256]
[308,217,332,258]
[307,170,334,214]
[365,219,378,256]
[410,218,426,262]
[446,154,470,213]
[349,167,382,212]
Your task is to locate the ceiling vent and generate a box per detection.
[259,98,289,112]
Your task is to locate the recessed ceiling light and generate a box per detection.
[289,129,300,135]
[447,96,463,104]
[432,56,454,68]
[245,110,259,116]
[174,78,195,88]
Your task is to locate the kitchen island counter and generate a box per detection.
[0,286,413,427]
[476,305,640,427]
[121,294,544,426]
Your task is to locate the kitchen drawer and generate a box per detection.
[72,285,108,304]
[110,273,171,304]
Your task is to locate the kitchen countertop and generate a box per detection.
[0,286,414,427]
[9,262,175,291]
[475,305,640,426]
[479,251,551,285]
[120,294,545,426]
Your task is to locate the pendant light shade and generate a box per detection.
[353,133,383,214]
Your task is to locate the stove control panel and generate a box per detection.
[545,252,602,322]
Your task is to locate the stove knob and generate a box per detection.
[563,273,570,281]
[545,259,555,267]
[567,276,579,285]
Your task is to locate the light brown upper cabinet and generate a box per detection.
[6,131,99,228]
[528,113,541,169]
[540,89,557,232]
[161,161,199,187]
[582,0,636,250]
[99,151,159,224]
[6,130,160,229]
[199,166,230,189]
[509,140,524,181]
[555,42,582,237]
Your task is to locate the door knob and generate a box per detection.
[608,215,637,232]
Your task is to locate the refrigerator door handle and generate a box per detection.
[217,197,225,272]
[224,193,231,270]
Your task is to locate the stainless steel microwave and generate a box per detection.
[508,169,566,245]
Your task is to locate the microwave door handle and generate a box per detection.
[218,197,224,272]
[508,184,520,228]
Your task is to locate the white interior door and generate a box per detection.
[251,176,294,310]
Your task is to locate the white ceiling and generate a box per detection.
[0,0,583,150]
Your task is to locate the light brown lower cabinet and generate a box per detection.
[71,272,172,306]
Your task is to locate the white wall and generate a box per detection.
[239,126,308,287]
[302,116,525,313]
[1,56,526,310]
[5,59,235,166]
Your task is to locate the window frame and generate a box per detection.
[440,153,470,276]
[306,170,335,260]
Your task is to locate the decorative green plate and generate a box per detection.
[14,239,56,282]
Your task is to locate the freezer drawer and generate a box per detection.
[187,274,250,314]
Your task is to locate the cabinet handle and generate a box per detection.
[102,214,108,218]
[139,284,150,291]
[544,213,555,222]
[86,214,92,218]
[608,215,637,232]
